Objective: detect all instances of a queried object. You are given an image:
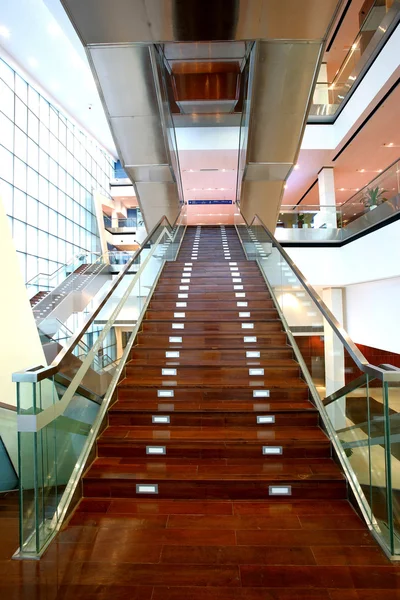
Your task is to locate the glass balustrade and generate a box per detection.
[13,210,186,557]
[309,0,400,121]
[235,213,400,557]
[275,158,400,243]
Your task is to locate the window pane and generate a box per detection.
[13,157,26,191]
[38,203,48,232]
[49,184,58,210]
[13,219,27,252]
[27,139,39,171]
[26,254,38,281]
[0,144,13,183]
[39,149,48,179]
[0,79,14,120]
[28,86,40,116]
[0,178,13,215]
[28,111,39,143]
[14,127,27,162]
[27,226,38,257]
[40,97,49,126]
[15,75,27,103]
[38,231,48,258]
[0,112,14,151]
[27,196,38,227]
[13,188,27,221]
[0,58,14,89]
[27,167,39,199]
[15,97,27,132]
[39,176,49,205]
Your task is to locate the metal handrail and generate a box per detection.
[240,213,400,383]
[25,252,102,287]
[14,210,184,383]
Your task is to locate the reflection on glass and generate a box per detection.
[310,0,400,120]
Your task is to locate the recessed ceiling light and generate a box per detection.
[348,75,356,81]
[339,188,345,191]
[0,25,10,38]
[359,169,365,173]
[388,142,394,147]
[28,57,39,68]
[377,169,382,173]
[294,164,300,170]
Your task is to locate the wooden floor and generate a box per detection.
[1,226,399,599]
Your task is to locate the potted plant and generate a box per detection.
[360,187,388,210]
[297,213,305,228]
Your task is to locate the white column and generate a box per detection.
[317,167,338,229]
[0,194,47,470]
[323,287,346,430]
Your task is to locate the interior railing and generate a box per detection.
[13,208,186,558]
[309,0,400,121]
[235,213,400,559]
[276,158,400,243]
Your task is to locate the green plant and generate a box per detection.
[361,186,388,208]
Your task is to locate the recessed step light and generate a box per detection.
[162,368,177,376]
[257,415,275,424]
[242,323,254,329]
[185,263,193,266]
[178,294,188,298]
[157,390,174,397]
[152,415,170,424]
[246,351,260,358]
[244,336,257,343]
[237,301,248,307]
[249,368,264,376]
[234,285,244,290]
[269,486,291,496]
[263,446,282,455]
[146,446,166,455]
[236,293,246,298]
[172,323,184,329]
[136,484,158,494]
[239,312,250,318]
[165,351,179,358]
[169,336,182,343]
[176,302,187,307]
[174,312,185,318]
[253,390,270,397]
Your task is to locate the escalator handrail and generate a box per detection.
[239,212,400,383]
[14,211,183,383]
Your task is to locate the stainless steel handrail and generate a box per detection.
[238,212,400,383]
[14,211,183,383]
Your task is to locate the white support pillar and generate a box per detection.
[317,167,338,229]
[323,287,346,430]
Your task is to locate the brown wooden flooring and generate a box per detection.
[1,226,399,598]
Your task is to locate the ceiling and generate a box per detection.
[283,77,400,207]
[0,0,116,156]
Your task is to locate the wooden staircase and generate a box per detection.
[59,225,395,597]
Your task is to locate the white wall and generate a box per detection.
[345,277,400,354]
[286,219,400,287]
[285,220,400,355]
[0,198,46,407]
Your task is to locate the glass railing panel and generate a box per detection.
[235,215,400,556]
[15,213,185,557]
[309,0,400,120]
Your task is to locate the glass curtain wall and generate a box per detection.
[0,57,115,284]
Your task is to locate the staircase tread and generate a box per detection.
[100,425,328,442]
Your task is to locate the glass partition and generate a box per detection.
[15,212,186,557]
[235,214,400,556]
[309,0,400,121]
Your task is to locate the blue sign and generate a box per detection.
[188,200,233,205]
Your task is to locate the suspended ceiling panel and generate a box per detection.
[62,0,342,44]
